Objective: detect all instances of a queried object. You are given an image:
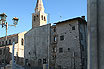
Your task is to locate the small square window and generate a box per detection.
[60,35,64,41]
[59,48,63,53]
[72,26,75,30]
[68,48,70,52]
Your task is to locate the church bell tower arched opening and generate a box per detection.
[32,0,47,28]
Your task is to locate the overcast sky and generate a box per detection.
[0,0,87,37]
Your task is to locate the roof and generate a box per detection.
[0,33,18,39]
[54,17,87,24]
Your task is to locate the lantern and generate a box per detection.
[0,13,7,21]
[12,17,19,25]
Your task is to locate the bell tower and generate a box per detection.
[32,0,47,28]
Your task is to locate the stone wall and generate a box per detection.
[24,24,51,66]
[55,20,82,69]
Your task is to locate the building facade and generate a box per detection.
[24,0,87,69]
[0,31,26,65]
[24,24,51,66]
[54,17,87,69]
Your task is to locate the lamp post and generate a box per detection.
[0,13,19,69]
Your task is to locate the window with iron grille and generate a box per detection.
[59,48,63,53]
[72,26,75,30]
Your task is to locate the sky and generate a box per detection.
[0,0,87,37]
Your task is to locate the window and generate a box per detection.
[44,16,46,21]
[72,26,75,30]
[9,39,11,44]
[21,38,24,45]
[37,15,38,17]
[52,47,56,52]
[59,48,63,53]
[54,36,57,42]
[29,52,31,55]
[52,55,56,60]
[6,41,7,45]
[34,16,35,21]
[53,28,56,32]
[43,58,46,64]
[0,42,1,46]
[0,49,2,55]
[41,15,43,20]
[2,41,4,45]
[68,48,70,52]
[60,35,64,41]
[25,59,28,65]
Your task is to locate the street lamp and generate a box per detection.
[0,13,7,28]
[0,13,19,69]
[12,17,19,26]
[0,13,7,21]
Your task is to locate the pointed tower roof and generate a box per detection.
[35,0,44,13]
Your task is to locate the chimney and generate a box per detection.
[81,16,85,20]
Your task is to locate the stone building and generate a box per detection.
[0,31,26,65]
[54,17,87,69]
[24,0,87,69]
[24,24,51,66]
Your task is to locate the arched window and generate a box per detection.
[44,16,46,21]
[21,38,24,46]
[41,15,43,20]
